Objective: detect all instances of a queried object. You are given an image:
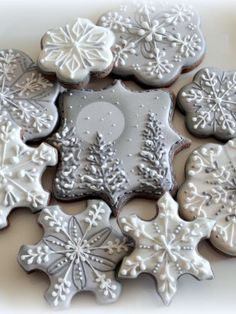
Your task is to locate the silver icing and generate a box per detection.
[97,2,205,87]
[49,80,188,214]
[118,192,214,305]
[178,139,236,256]
[18,200,130,309]
[0,49,59,141]
[178,67,236,140]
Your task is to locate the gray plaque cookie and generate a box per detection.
[0,49,59,141]
[177,67,236,141]
[178,139,236,256]
[49,81,189,214]
[98,2,205,87]
[38,18,115,88]
[118,192,214,305]
[18,200,130,309]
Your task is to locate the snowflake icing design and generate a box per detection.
[0,49,59,141]
[0,113,58,229]
[98,2,205,87]
[119,192,214,305]
[178,139,236,256]
[38,18,115,85]
[18,200,130,309]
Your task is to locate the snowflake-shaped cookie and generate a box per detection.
[18,200,130,309]
[98,2,205,87]
[118,192,214,305]
[177,67,236,140]
[0,49,59,141]
[0,113,58,229]
[178,139,236,256]
[38,18,115,87]
[49,81,189,214]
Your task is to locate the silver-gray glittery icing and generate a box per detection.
[97,2,205,87]
[18,200,130,309]
[50,81,188,213]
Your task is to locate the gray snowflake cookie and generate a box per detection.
[38,18,115,88]
[118,192,214,305]
[0,113,58,229]
[178,139,236,256]
[177,67,236,141]
[0,49,59,141]
[18,200,130,309]
[49,80,189,214]
[97,2,205,87]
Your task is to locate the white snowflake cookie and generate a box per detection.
[118,192,214,305]
[178,139,236,256]
[38,18,115,87]
[0,49,59,141]
[18,200,130,309]
[98,2,205,87]
[0,113,58,229]
[178,67,236,140]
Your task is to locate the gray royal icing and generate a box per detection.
[178,67,236,140]
[18,200,130,309]
[119,192,214,305]
[0,113,58,229]
[0,49,59,141]
[98,2,205,87]
[178,139,236,256]
[50,81,188,214]
[38,18,115,85]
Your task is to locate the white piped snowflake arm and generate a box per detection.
[118,192,214,305]
[0,114,57,229]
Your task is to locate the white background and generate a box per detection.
[0,0,236,313]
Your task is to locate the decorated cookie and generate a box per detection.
[0,49,59,141]
[49,81,189,214]
[38,18,115,88]
[177,67,236,140]
[18,200,130,309]
[98,2,205,87]
[0,113,58,229]
[178,139,236,256]
[118,192,214,305]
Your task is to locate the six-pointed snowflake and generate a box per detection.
[178,139,236,256]
[178,67,236,140]
[18,200,130,309]
[38,18,115,85]
[0,113,58,229]
[0,49,59,141]
[119,192,214,305]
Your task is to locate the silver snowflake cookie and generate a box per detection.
[118,192,214,305]
[18,200,130,309]
[98,2,205,87]
[0,113,58,229]
[178,139,236,256]
[38,18,115,87]
[177,67,236,140]
[49,80,189,214]
[0,49,59,141]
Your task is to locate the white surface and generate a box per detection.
[0,0,236,313]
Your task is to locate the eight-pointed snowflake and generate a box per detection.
[18,200,130,309]
[118,192,214,305]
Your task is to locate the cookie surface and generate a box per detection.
[118,192,214,305]
[0,49,59,141]
[178,139,236,256]
[98,2,205,87]
[50,81,189,214]
[178,67,236,140]
[38,18,115,87]
[0,113,58,229]
[18,200,130,309]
